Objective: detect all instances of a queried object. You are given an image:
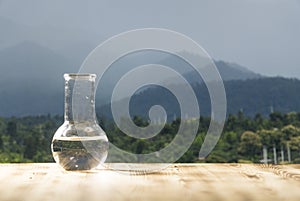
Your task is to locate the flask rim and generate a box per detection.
[64,73,96,80]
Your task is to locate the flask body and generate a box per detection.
[51,74,108,171]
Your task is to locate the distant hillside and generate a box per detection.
[0,42,74,116]
[168,60,262,86]
[98,77,300,119]
[225,77,300,116]
[0,41,264,117]
[214,60,262,81]
[0,17,28,49]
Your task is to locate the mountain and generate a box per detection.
[214,60,262,81]
[0,16,99,66]
[0,41,276,117]
[171,60,262,85]
[0,17,29,49]
[98,77,300,120]
[0,42,77,116]
[225,77,300,116]
[95,51,263,105]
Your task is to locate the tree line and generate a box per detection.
[0,111,300,163]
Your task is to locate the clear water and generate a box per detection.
[52,136,109,170]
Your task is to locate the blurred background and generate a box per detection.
[0,0,300,164]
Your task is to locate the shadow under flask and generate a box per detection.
[51,73,109,170]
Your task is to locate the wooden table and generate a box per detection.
[0,163,300,201]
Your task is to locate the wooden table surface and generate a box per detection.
[0,163,300,201]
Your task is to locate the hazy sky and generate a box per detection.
[0,0,299,78]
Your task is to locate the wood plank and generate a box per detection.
[0,163,300,201]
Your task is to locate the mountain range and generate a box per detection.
[0,38,298,118]
[98,77,300,121]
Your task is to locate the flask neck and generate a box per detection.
[64,74,97,124]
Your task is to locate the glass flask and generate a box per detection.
[51,73,109,171]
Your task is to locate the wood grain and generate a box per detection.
[0,163,300,201]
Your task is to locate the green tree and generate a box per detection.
[258,129,282,148]
[270,112,284,128]
[6,120,17,139]
[281,125,299,141]
[238,131,262,161]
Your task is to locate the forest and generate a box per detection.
[0,111,300,164]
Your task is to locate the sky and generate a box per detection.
[0,0,299,78]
